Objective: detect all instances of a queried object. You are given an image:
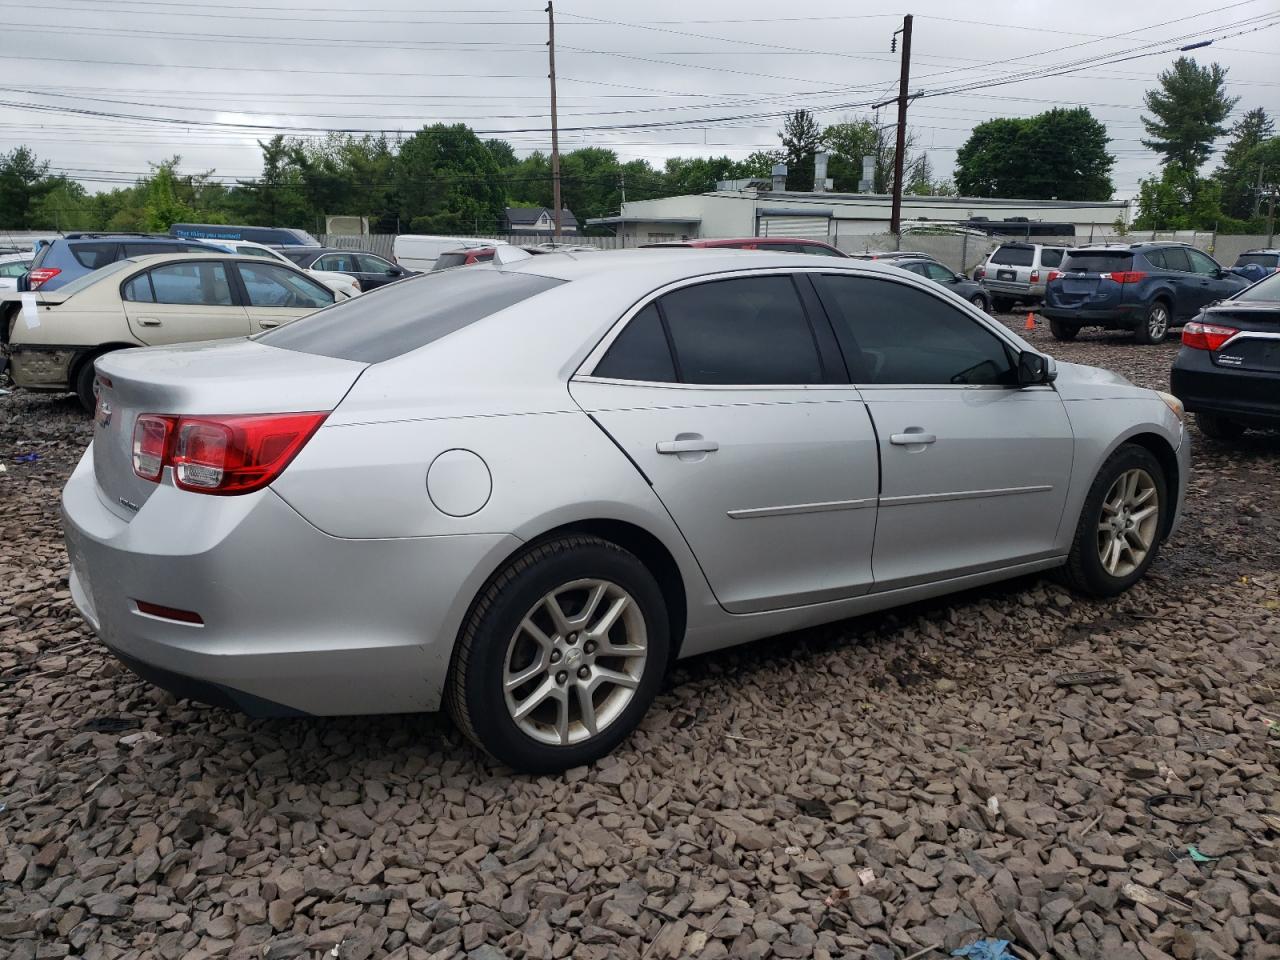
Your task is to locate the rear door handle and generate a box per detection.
[135,316,162,327]
[890,431,936,445]
[656,438,719,455]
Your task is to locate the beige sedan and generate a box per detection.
[1,253,344,410]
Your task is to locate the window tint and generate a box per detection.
[356,253,394,273]
[816,275,1016,386]
[257,269,563,363]
[593,304,676,382]
[1039,248,1064,268]
[924,263,955,282]
[1237,253,1279,268]
[238,263,333,309]
[149,261,233,306]
[1062,251,1134,273]
[659,276,823,385]
[990,245,1034,267]
[121,274,154,303]
[71,242,120,269]
[1186,249,1220,275]
[315,252,359,273]
[1144,249,1167,269]
[1160,247,1192,273]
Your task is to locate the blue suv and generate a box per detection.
[1042,243,1249,344]
[22,233,219,292]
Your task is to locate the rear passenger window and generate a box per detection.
[1161,248,1192,272]
[1040,249,1063,268]
[659,276,823,385]
[594,304,676,382]
[1145,250,1167,269]
[71,243,120,269]
[121,274,154,303]
[148,261,233,306]
[817,275,1016,386]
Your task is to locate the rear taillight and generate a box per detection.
[131,412,327,494]
[1181,321,1238,352]
[27,267,60,289]
[1047,271,1062,282]
[976,266,986,279]
[1030,270,1040,283]
[1103,271,1147,284]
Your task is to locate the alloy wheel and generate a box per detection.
[1148,305,1169,341]
[1096,468,1160,577]
[502,578,647,746]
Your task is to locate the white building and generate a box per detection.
[587,188,1130,248]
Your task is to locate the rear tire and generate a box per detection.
[446,535,670,773]
[1061,445,1168,598]
[1049,319,1078,341]
[73,355,102,413]
[1134,301,1170,344]
[1196,412,1246,441]
[969,293,991,313]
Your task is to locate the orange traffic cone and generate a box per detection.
[1024,312,1036,330]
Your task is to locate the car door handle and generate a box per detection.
[135,316,162,327]
[890,431,936,445]
[656,437,719,455]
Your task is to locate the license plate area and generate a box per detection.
[997,270,1017,281]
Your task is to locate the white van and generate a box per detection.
[392,235,506,272]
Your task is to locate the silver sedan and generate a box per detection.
[63,249,1190,772]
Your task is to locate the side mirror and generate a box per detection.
[1017,351,1055,386]
[954,273,966,282]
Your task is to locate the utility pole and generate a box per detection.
[889,14,912,237]
[1253,164,1265,218]
[1267,187,1276,247]
[618,170,626,248]
[546,1,563,240]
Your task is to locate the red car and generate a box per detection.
[641,237,847,257]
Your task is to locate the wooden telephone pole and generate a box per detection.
[889,14,913,236]
[547,2,563,240]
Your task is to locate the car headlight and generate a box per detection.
[1157,391,1185,423]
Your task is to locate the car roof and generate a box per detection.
[118,252,304,267]
[1240,248,1280,254]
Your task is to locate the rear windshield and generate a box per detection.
[256,267,564,363]
[1236,253,1279,268]
[1061,251,1134,273]
[1235,271,1280,302]
[990,245,1034,267]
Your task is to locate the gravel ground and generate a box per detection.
[2,319,1279,960]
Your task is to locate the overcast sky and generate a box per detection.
[2,0,1277,205]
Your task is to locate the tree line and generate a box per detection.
[0,57,1273,236]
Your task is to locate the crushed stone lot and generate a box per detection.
[2,319,1280,960]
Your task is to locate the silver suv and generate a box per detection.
[978,242,1067,311]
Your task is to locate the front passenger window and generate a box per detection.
[1186,249,1220,276]
[816,275,1017,386]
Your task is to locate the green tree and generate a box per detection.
[1214,107,1274,219]
[396,123,505,233]
[955,108,1114,200]
[1141,57,1237,173]
[0,146,51,228]
[1132,165,1243,231]
[29,178,95,231]
[778,109,823,191]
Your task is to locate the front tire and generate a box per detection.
[1062,445,1167,597]
[1134,301,1170,344]
[1196,412,1245,441]
[969,293,990,313]
[446,536,670,773]
[1049,319,1078,341]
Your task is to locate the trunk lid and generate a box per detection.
[1052,250,1134,306]
[92,339,368,521]
[1203,301,1280,374]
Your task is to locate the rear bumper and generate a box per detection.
[5,343,81,390]
[1170,350,1280,426]
[1041,305,1143,328]
[982,280,1045,300]
[62,446,521,716]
